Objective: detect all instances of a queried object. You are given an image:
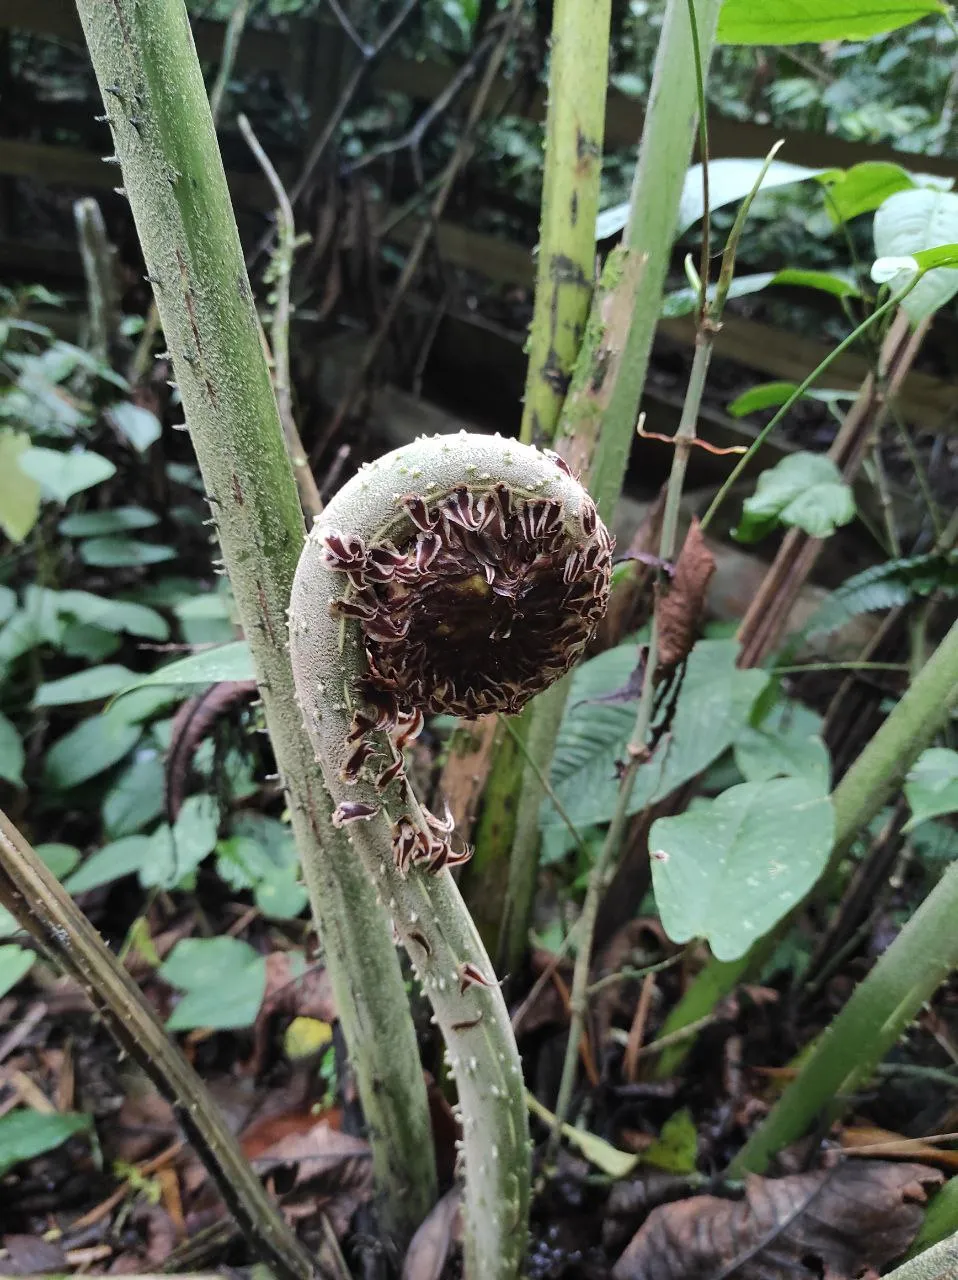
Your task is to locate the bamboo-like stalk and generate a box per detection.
[74,0,436,1245]
[518,0,610,445]
[494,0,723,973]
[728,618,958,1175]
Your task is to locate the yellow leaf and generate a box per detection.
[0,430,40,542]
[284,1016,333,1061]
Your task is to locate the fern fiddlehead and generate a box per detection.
[289,431,612,1279]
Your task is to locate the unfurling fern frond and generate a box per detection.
[806,551,958,640]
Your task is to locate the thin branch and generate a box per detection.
[237,113,323,523]
[310,0,524,462]
[288,0,422,207]
[207,0,252,124]
[0,810,326,1280]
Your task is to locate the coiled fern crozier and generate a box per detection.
[289,432,612,1280]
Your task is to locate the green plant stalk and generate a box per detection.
[289,434,610,1280]
[497,0,722,970]
[587,0,722,518]
[907,1178,958,1257]
[549,318,715,1156]
[730,854,958,1176]
[74,0,436,1245]
[0,812,322,1280]
[461,0,611,955]
[654,615,958,1077]
[74,197,119,363]
[700,278,918,534]
[518,0,610,445]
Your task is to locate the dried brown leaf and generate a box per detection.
[251,1119,371,1193]
[1,1234,68,1275]
[165,680,256,819]
[612,1161,943,1280]
[402,1188,461,1280]
[656,518,716,670]
[437,714,498,834]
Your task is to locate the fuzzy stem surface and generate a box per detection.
[289,434,609,1278]
[74,0,436,1243]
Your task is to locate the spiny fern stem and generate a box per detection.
[288,433,613,1280]
[74,0,436,1245]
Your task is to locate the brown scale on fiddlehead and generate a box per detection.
[288,432,611,1280]
[314,454,611,876]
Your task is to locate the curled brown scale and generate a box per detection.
[321,477,613,874]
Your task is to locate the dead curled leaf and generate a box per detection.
[251,1119,373,1239]
[612,1161,943,1280]
[402,1188,462,1280]
[655,518,716,670]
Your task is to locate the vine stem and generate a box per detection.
[74,0,437,1245]
[492,0,724,974]
[548,129,786,1158]
[236,112,322,522]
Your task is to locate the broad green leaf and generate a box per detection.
[718,0,947,44]
[17,447,116,504]
[821,163,917,224]
[0,945,34,998]
[771,268,862,298]
[0,1109,91,1176]
[143,795,219,890]
[735,702,831,792]
[159,936,267,1031]
[734,452,855,542]
[728,382,857,417]
[106,402,162,453]
[677,160,829,235]
[114,641,254,700]
[42,715,140,790]
[913,243,958,270]
[904,748,958,831]
[173,592,237,646]
[103,753,166,837]
[0,430,41,542]
[34,665,136,708]
[597,159,828,241]
[0,586,16,626]
[35,843,81,879]
[79,537,176,567]
[61,623,122,662]
[104,686,181,727]
[60,506,158,536]
[650,778,836,960]
[65,836,153,894]
[56,590,169,641]
[663,268,860,319]
[543,640,768,835]
[641,1108,698,1173]
[874,190,958,321]
[217,815,307,919]
[0,711,24,786]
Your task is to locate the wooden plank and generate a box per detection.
[7,0,958,184]
[2,137,952,436]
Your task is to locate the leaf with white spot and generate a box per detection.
[650,778,835,960]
